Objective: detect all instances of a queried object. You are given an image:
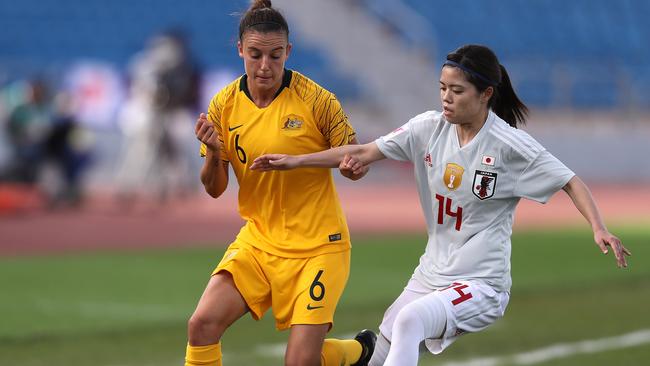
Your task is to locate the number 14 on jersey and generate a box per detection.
[435,194,462,231]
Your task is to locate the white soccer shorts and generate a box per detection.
[378,277,510,354]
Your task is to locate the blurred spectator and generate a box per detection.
[41,92,94,207]
[0,79,93,212]
[115,30,200,206]
[3,79,51,184]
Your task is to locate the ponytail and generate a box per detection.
[492,64,528,128]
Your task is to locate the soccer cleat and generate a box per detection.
[351,329,377,366]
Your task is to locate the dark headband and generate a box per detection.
[247,21,284,28]
[443,60,498,86]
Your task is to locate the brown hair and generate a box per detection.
[238,0,289,41]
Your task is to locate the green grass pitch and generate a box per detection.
[1,226,648,365]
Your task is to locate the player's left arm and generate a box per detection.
[339,137,369,181]
[562,175,631,267]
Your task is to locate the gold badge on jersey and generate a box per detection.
[443,163,464,191]
[281,114,304,130]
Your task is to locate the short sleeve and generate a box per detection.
[200,92,228,162]
[375,122,414,162]
[313,91,356,147]
[514,150,575,203]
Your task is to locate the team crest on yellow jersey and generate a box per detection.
[281,114,304,130]
[443,163,464,191]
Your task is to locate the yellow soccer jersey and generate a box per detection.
[200,70,356,258]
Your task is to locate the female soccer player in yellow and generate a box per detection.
[185,1,376,365]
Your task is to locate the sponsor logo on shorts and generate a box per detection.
[424,153,432,167]
[454,328,467,336]
[306,303,324,310]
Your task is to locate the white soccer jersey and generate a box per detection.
[376,110,575,292]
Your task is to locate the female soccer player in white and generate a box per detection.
[250,44,631,365]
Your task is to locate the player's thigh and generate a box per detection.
[378,278,430,341]
[424,280,509,354]
[212,242,273,321]
[191,272,249,328]
[276,249,350,330]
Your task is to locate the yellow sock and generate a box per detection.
[321,338,362,366]
[185,342,222,366]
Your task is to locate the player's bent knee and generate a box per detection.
[187,313,224,345]
[393,296,447,341]
[393,306,426,337]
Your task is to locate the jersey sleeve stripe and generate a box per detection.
[493,120,543,153]
[490,130,534,161]
[517,131,543,153]
[490,123,537,161]
[495,120,543,153]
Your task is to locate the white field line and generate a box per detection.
[437,329,650,366]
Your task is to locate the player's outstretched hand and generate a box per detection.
[250,154,297,171]
[339,154,368,181]
[594,229,631,268]
[195,113,221,153]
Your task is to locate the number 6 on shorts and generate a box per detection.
[309,270,325,301]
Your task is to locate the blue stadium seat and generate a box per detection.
[2,0,648,107]
[0,0,359,99]
[371,0,650,109]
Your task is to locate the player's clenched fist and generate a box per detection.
[339,154,368,181]
[195,113,221,154]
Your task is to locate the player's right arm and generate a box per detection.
[196,113,229,198]
[250,141,385,174]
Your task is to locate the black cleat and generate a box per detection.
[351,329,377,366]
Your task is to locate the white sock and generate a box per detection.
[383,294,447,366]
[368,333,390,366]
